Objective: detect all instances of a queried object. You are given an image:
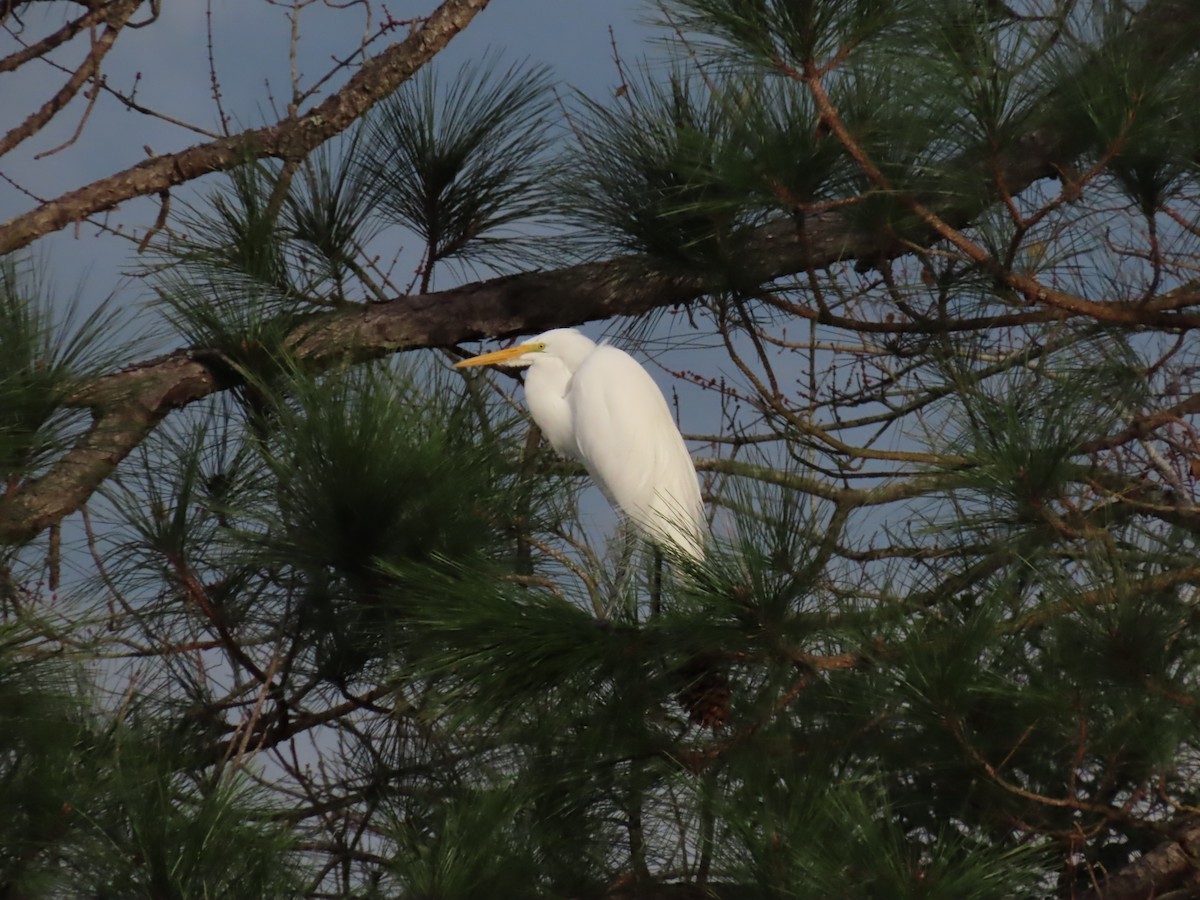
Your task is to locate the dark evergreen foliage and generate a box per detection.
[6,0,1200,897]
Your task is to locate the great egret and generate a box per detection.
[455,328,705,560]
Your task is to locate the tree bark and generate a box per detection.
[1078,823,1200,900]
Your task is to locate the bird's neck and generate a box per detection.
[524,359,578,458]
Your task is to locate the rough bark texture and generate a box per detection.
[1079,823,1200,900]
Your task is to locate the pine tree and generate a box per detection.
[4,0,1200,897]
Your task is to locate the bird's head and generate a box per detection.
[454,328,596,372]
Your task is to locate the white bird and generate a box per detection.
[455,328,705,560]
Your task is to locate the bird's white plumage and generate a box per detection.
[456,328,705,559]
[570,344,704,558]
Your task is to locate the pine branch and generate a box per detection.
[1078,821,1200,900]
[0,204,1163,546]
[0,0,492,255]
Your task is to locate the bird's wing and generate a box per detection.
[569,344,705,557]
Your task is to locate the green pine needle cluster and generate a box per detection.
[0,621,301,898]
[0,256,124,483]
[354,54,559,283]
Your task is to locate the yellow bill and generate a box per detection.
[454,343,538,368]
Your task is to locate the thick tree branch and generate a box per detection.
[0,193,1162,544]
[1078,821,1200,900]
[0,0,490,255]
[0,214,951,546]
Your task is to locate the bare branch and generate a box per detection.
[0,0,143,159]
[0,0,490,254]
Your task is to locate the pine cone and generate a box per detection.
[674,651,731,730]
